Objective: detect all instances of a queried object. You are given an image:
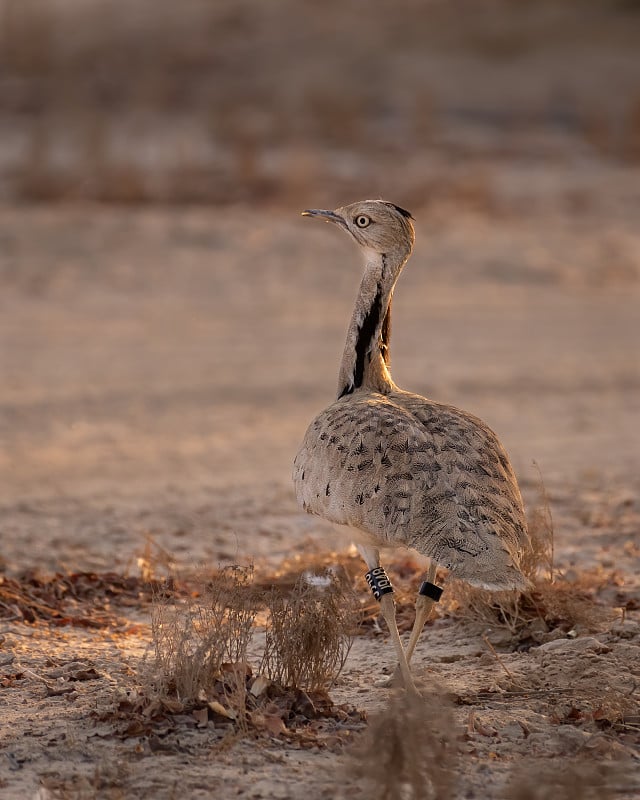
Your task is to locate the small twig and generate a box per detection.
[482,633,522,685]
[22,667,48,684]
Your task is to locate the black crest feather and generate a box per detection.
[383,202,413,220]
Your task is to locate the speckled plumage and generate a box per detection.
[294,390,528,590]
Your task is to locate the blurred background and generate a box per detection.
[1,0,640,205]
[1,0,639,573]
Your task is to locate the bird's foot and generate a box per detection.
[374,664,403,689]
[374,676,399,689]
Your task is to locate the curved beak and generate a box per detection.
[301,208,347,229]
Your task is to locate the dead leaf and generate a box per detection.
[124,719,149,737]
[249,709,287,737]
[473,717,497,737]
[293,689,317,718]
[192,707,209,728]
[44,682,75,697]
[45,662,85,678]
[263,713,287,737]
[70,667,100,681]
[141,700,162,719]
[250,674,270,698]
[207,700,236,720]
[160,698,184,714]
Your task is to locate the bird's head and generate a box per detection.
[302,200,415,265]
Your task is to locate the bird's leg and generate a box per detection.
[357,545,417,694]
[386,562,443,687]
[405,561,442,665]
[378,593,417,694]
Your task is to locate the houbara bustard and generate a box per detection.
[293,200,530,693]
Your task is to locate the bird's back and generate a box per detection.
[293,388,529,590]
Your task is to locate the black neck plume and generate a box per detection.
[338,281,384,399]
[380,298,392,366]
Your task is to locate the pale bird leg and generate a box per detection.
[384,562,440,687]
[378,592,418,695]
[357,543,417,694]
[405,561,439,665]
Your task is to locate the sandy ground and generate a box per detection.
[1,164,639,798]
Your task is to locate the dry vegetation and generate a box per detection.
[128,563,360,744]
[9,484,625,753]
[1,523,638,797]
[148,566,258,710]
[348,689,459,800]
[260,572,355,692]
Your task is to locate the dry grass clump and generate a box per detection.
[135,563,359,741]
[502,758,631,800]
[520,468,555,584]
[261,570,355,692]
[134,534,178,583]
[148,565,257,709]
[347,689,459,800]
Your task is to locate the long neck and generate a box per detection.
[337,252,401,399]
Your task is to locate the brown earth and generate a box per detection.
[1,162,640,797]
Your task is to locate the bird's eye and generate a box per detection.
[355,215,371,228]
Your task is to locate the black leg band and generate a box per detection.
[365,567,394,601]
[419,581,443,602]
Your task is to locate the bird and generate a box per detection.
[293,200,530,693]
